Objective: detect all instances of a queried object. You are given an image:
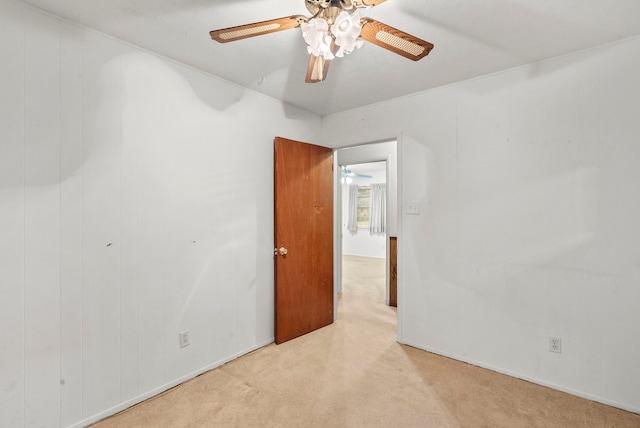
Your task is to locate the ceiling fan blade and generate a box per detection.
[354,173,373,178]
[343,169,373,179]
[360,19,434,61]
[360,0,388,6]
[305,54,331,83]
[210,16,304,43]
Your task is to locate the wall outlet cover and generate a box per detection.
[549,337,562,354]
[179,330,190,348]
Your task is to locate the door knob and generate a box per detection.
[279,247,288,256]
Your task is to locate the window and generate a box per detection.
[357,187,371,229]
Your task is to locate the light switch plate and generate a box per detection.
[406,201,420,215]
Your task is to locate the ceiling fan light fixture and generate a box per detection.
[331,11,364,57]
[209,0,434,82]
[301,18,335,60]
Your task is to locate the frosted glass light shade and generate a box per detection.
[331,11,364,57]
[301,18,334,60]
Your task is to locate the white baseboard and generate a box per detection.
[399,340,640,416]
[69,338,275,428]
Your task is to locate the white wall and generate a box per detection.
[0,2,321,427]
[341,166,386,259]
[323,36,640,413]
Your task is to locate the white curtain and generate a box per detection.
[347,184,359,234]
[369,183,386,235]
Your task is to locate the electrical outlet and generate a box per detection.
[179,330,190,348]
[549,337,562,354]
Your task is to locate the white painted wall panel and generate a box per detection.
[396,89,459,355]
[254,130,276,345]
[117,55,142,406]
[595,41,640,409]
[23,9,62,426]
[156,64,202,385]
[0,2,26,425]
[59,23,85,427]
[234,206,259,352]
[81,32,125,418]
[0,3,322,426]
[127,55,170,396]
[323,35,640,413]
[118,133,140,404]
[400,130,460,354]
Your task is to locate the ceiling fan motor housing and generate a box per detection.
[306,0,357,20]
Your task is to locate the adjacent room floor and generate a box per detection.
[93,256,640,427]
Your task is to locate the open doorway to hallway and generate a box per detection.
[339,161,392,311]
[334,139,398,327]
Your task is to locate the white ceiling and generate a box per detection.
[21,0,640,116]
[347,161,386,177]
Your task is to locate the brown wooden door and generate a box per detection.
[274,137,333,344]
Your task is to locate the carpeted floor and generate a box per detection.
[93,255,640,427]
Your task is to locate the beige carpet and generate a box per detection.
[93,255,640,427]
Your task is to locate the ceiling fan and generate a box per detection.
[342,168,372,179]
[210,0,434,83]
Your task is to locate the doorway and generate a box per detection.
[333,140,398,322]
[340,161,389,306]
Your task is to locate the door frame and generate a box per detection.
[332,138,399,330]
